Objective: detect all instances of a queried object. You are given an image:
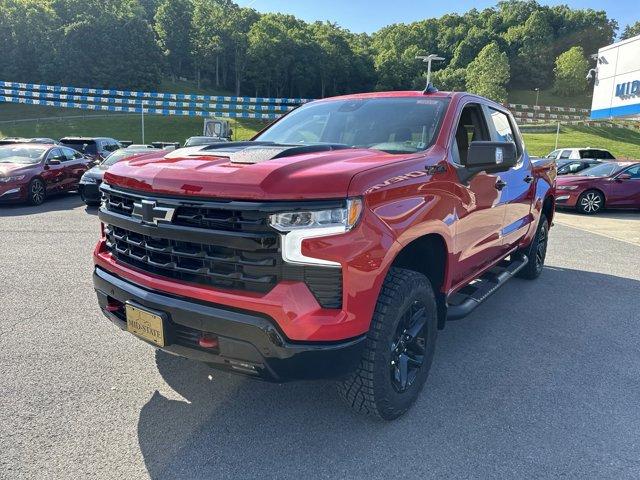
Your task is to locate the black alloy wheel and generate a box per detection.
[390,301,427,393]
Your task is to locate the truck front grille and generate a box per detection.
[100,185,343,308]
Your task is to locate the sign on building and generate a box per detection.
[590,34,640,119]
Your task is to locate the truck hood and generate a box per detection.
[103,143,419,200]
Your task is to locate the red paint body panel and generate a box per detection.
[94,91,556,342]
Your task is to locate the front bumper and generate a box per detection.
[79,181,101,203]
[94,266,365,381]
[555,190,580,208]
[0,184,27,203]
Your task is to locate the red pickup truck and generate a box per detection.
[93,90,556,419]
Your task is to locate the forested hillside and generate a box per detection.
[1,0,636,101]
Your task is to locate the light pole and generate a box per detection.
[534,88,540,107]
[416,54,444,88]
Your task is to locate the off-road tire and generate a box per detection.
[516,214,549,280]
[338,268,438,420]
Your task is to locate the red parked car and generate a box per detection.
[556,161,640,214]
[93,90,555,419]
[0,144,93,205]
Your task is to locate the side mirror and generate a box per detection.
[467,141,517,170]
[47,158,61,165]
[616,173,632,181]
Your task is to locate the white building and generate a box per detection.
[590,34,640,120]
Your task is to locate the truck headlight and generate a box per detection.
[557,185,578,190]
[269,198,362,266]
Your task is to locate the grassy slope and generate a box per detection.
[0,79,267,143]
[523,125,640,159]
[0,111,266,144]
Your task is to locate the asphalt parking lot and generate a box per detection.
[1,194,639,479]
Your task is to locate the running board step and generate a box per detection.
[446,255,528,320]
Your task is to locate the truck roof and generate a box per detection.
[313,90,455,102]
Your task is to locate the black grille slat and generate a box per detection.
[101,187,343,307]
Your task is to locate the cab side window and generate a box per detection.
[559,150,571,159]
[452,104,491,166]
[488,109,515,143]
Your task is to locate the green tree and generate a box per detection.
[504,10,555,88]
[553,46,588,96]
[426,67,467,91]
[0,0,56,83]
[466,42,510,102]
[621,21,640,40]
[154,0,193,79]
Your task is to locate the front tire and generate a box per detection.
[577,190,604,215]
[516,214,549,280]
[27,178,46,205]
[338,268,438,420]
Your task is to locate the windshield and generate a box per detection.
[185,137,222,147]
[0,145,47,164]
[579,162,623,177]
[254,97,450,154]
[60,140,97,155]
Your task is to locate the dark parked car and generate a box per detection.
[556,159,603,175]
[79,147,157,206]
[0,144,92,205]
[184,136,229,147]
[59,137,121,162]
[556,161,640,214]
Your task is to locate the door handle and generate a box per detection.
[495,180,507,191]
[523,175,534,183]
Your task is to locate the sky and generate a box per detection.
[239,0,639,37]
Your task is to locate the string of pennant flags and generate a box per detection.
[0,80,309,120]
[0,79,594,124]
[0,95,282,119]
[0,81,311,105]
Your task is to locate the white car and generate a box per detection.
[545,147,616,161]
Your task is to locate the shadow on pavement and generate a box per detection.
[137,266,640,479]
[0,192,85,217]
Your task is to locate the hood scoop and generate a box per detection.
[194,141,350,165]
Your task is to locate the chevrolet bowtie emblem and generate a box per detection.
[132,200,175,225]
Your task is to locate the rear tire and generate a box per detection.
[516,214,549,280]
[27,178,46,206]
[338,268,438,420]
[577,190,604,215]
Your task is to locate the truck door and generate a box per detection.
[484,106,535,249]
[450,102,508,286]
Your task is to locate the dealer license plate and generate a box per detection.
[126,304,165,347]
